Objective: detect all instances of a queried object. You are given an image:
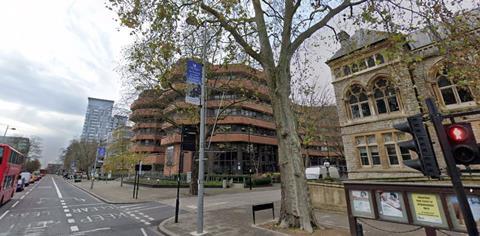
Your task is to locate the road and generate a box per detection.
[0,175,174,236]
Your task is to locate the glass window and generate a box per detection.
[367,56,376,67]
[346,84,371,119]
[358,60,367,70]
[437,71,474,106]
[400,147,411,160]
[370,146,380,165]
[386,144,399,165]
[358,147,369,165]
[352,63,358,73]
[375,54,385,64]
[0,147,3,164]
[373,78,400,114]
[343,65,351,76]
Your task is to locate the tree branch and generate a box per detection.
[290,0,367,54]
[200,3,263,63]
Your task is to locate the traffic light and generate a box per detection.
[444,123,480,165]
[181,125,197,151]
[394,114,440,178]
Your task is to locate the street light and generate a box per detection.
[3,125,16,137]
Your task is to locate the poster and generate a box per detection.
[166,146,174,166]
[446,195,480,230]
[351,190,374,218]
[411,193,443,225]
[376,191,407,222]
[185,60,202,105]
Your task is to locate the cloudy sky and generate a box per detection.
[0,0,131,166]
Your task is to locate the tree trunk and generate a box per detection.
[120,173,124,187]
[267,66,316,233]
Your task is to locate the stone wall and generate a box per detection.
[308,182,347,213]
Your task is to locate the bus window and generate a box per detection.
[0,147,3,164]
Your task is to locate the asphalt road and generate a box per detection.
[0,175,174,236]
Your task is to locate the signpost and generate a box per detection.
[132,163,152,199]
[90,146,106,189]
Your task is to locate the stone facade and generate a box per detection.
[327,30,480,179]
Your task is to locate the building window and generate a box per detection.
[355,135,380,166]
[437,72,474,106]
[383,132,412,166]
[346,84,371,119]
[343,65,351,76]
[375,54,385,64]
[373,78,400,114]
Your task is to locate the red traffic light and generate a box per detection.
[447,124,469,142]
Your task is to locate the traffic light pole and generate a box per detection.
[425,98,478,236]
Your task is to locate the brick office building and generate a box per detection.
[327,29,480,179]
[130,62,343,175]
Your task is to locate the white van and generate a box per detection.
[20,172,32,187]
[305,166,340,180]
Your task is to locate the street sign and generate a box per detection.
[97,147,106,157]
[135,164,152,171]
[185,60,203,105]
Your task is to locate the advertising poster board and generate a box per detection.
[446,195,480,231]
[350,190,374,218]
[376,191,408,223]
[409,193,448,228]
[166,146,174,166]
[185,60,202,105]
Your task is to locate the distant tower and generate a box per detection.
[81,97,114,141]
[112,114,128,129]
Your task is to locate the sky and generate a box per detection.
[0,0,131,167]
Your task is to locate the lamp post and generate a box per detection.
[3,125,16,137]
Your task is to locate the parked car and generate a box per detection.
[16,177,25,192]
[20,172,32,187]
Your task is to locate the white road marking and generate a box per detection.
[66,213,72,217]
[63,206,68,209]
[119,204,142,208]
[51,177,63,199]
[71,227,111,236]
[60,200,65,203]
[11,201,19,208]
[0,210,10,221]
[70,226,79,232]
[148,217,154,221]
[144,222,151,225]
[140,228,148,236]
[19,195,25,200]
[68,219,75,224]
[61,203,66,205]
[64,209,70,213]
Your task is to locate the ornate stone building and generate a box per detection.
[327,29,480,179]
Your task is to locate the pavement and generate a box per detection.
[0,175,174,236]
[14,177,468,236]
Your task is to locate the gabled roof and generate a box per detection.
[327,29,390,63]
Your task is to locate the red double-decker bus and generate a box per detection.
[0,144,25,206]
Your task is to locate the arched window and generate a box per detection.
[372,78,400,114]
[346,84,371,119]
[437,71,474,105]
[343,65,351,76]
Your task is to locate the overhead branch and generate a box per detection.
[201,3,263,63]
[252,0,275,66]
[290,0,367,54]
